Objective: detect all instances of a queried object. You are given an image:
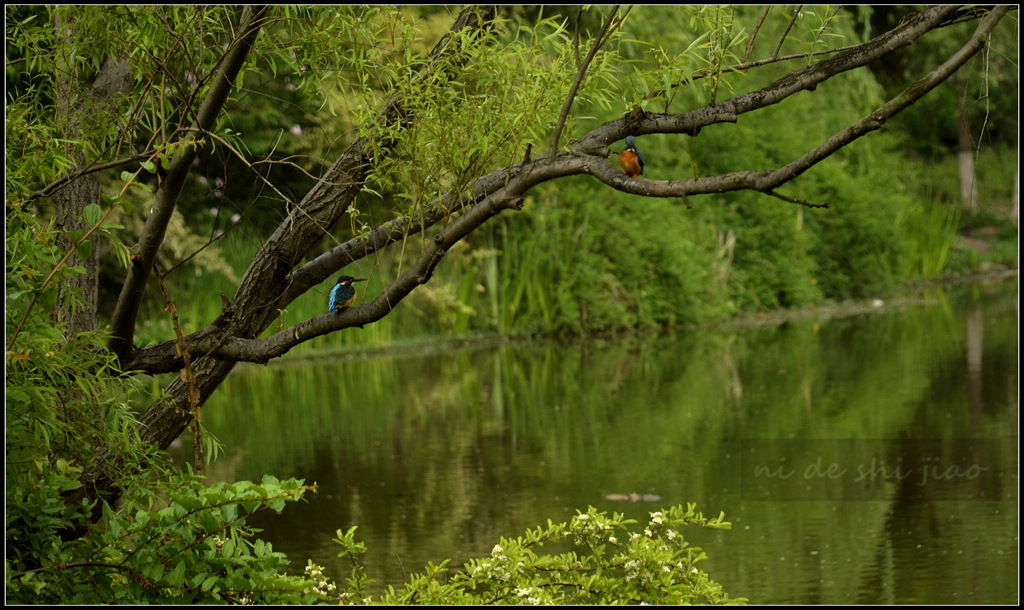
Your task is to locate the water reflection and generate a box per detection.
[176,279,1018,604]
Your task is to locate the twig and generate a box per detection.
[548,6,631,154]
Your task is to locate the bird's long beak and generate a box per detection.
[353,278,368,282]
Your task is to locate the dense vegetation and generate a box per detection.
[6,5,1016,604]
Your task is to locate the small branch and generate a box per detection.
[199,129,298,208]
[547,6,630,154]
[744,6,772,62]
[10,561,130,580]
[152,266,203,474]
[574,5,962,151]
[762,190,829,209]
[584,6,1011,204]
[773,6,803,59]
[28,152,156,200]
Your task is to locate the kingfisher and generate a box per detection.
[328,275,368,313]
[618,135,646,178]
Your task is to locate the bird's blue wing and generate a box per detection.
[328,284,340,313]
[636,150,646,173]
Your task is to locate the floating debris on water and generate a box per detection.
[604,492,662,503]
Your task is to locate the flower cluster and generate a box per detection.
[468,544,525,583]
[571,510,617,546]
[515,585,544,605]
[304,561,338,599]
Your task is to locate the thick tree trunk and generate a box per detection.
[51,15,131,334]
[52,179,100,334]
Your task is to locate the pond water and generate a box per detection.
[173,277,1018,604]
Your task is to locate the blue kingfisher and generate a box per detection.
[328,275,368,313]
[619,135,646,178]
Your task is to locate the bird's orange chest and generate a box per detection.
[619,149,643,178]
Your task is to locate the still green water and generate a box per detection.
[175,278,1018,604]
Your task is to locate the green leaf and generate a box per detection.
[201,575,220,592]
[166,561,186,587]
[75,239,94,260]
[6,389,30,404]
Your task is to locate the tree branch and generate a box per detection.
[108,6,270,364]
[573,5,963,153]
[127,176,534,370]
[29,152,153,200]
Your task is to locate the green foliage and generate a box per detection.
[5,211,135,468]
[5,204,321,605]
[314,505,745,605]
[6,473,320,605]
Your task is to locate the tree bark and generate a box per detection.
[51,14,132,334]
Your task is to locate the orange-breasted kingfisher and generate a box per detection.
[618,135,646,178]
[328,275,367,313]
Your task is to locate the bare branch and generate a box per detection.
[773,6,803,59]
[745,6,773,62]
